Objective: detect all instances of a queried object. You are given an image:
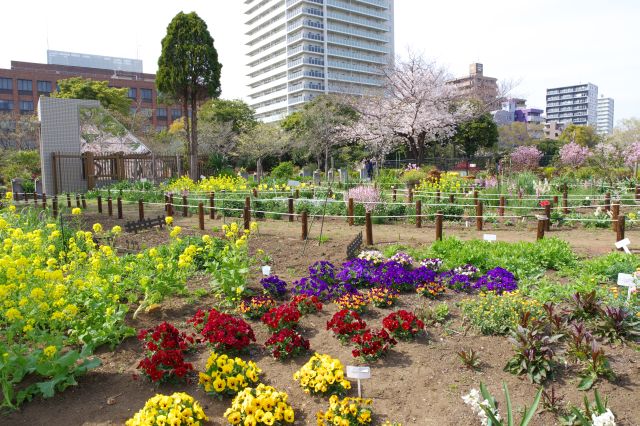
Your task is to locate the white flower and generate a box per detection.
[592,409,616,426]
[462,389,500,426]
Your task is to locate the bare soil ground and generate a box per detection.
[4,203,640,425]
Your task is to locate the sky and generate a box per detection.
[1,0,638,122]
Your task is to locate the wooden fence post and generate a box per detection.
[544,203,551,232]
[616,216,625,247]
[537,216,545,240]
[81,195,87,209]
[66,193,71,208]
[107,197,113,216]
[169,195,174,216]
[348,198,354,226]
[473,190,479,206]
[295,189,299,199]
[435,211,443,241]
[252,188,258,198]
[553,195,559,205]
[41,193,46,209]
[97,195,102,213]
[33,191,38,207]
[138,199,144,221]
[243,205,251,231]
[52,196,58,218]
[75,194,81,208]
[476,202,483,231]
[408,188,413,203]
[392,186,397,202]
[611,203,620,232]
[416,200,422,228]
[499,196,505,217]
[209,192,215,219]
[365,212,373,245]
[198,202,205,230]
[301,211,308,241]
[289,197,295,223]
[449,194,454,205]
[85,152,95,190]
[562,187,569,214]
[182,195,188,217]
[435,190,440,203]
[636,185,640,202]
[117,197,123,219]
[604,193,611,212]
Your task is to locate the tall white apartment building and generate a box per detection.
[545,83,598,126]
[245,0,394,122]
[596,96,614,135]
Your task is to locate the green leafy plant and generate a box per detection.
[568,291,601,321]
[541,386,565,415]
[477,382,542,426]
[594,306,640,344]
[504,316,561,384]
[578,341,615,391]
[416,302,450,326]
[457,348,481,371]
[560,389,614,425]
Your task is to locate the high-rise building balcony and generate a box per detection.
[327,48,387,64]
[326,0,389,19]
[326,11,389,31]
[327,23,388,42]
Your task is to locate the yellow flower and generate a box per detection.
[5,307,23,322]
[111,225,122,235]
[165,216,174,225]
[43,345,57,358]
[5,191,13,200]
[170,226,182,238]
[71,207,82,215]
[284,409,295,423]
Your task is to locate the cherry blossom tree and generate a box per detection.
[343,53,470,166]
[509,146,543,171]
[558,142,591,167]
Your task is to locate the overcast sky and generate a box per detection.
[1,0,638,122]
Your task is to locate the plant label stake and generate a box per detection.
[346,366,370,398]
[483,234,497,242]
[615,238,631,254]
[617,273,636,300]
[261,265,272,276]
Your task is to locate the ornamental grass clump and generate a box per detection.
[188,308,256,354]
[327,310,368,344]
[136,322,196,383]
[224,384,295,425]
[351,328,397,362]
[237,295,277,320]
[198,352,261,399]
[293,353,351,396]
[382,310,424,341]
[126,392,208,426]
[264,328,310,360]
[316,396,373,425]
[261,304,301,331]
[474,267,518,294]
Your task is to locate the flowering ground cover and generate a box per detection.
[3,200,640,425]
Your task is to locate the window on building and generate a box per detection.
[17,79,32,93]
[37,80,52,93]
[171,109,182,120]
[19,101,34,114]
[157,108,167,119]
[128,88,137,99]
[141,88,153,102]
[0,78,12,91]
[0,100,13,111]
[140,108,152,118]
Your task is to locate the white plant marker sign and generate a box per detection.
[615,238,632,254]
[617,273,636,301]
[261,265,272,276]
[483,234,497,242]
[346,366,371,397]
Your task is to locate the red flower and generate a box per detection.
[265,328,310,360]
[289,295,323,315]
[351,328,397,362]
[327,310,368,344]
[539,200,550,207]
[382,310,423,341]
[136,322,196,383]
[189,308,256,353]
[261,304,301,331]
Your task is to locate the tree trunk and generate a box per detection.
[190,95,198,181]
[182,97,190,177]
[324,146,329,175]
[256,157,263,179]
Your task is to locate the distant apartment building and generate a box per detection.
[245,0,395,123]
[545,83,598,126]
[543,121,566,140]
[0,54,179,131]
[491,98,543,138]
[47,50,143,73]
[447,63,499,109]
[596,96,614,135]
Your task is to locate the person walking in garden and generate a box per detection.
[366,159,374,180]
